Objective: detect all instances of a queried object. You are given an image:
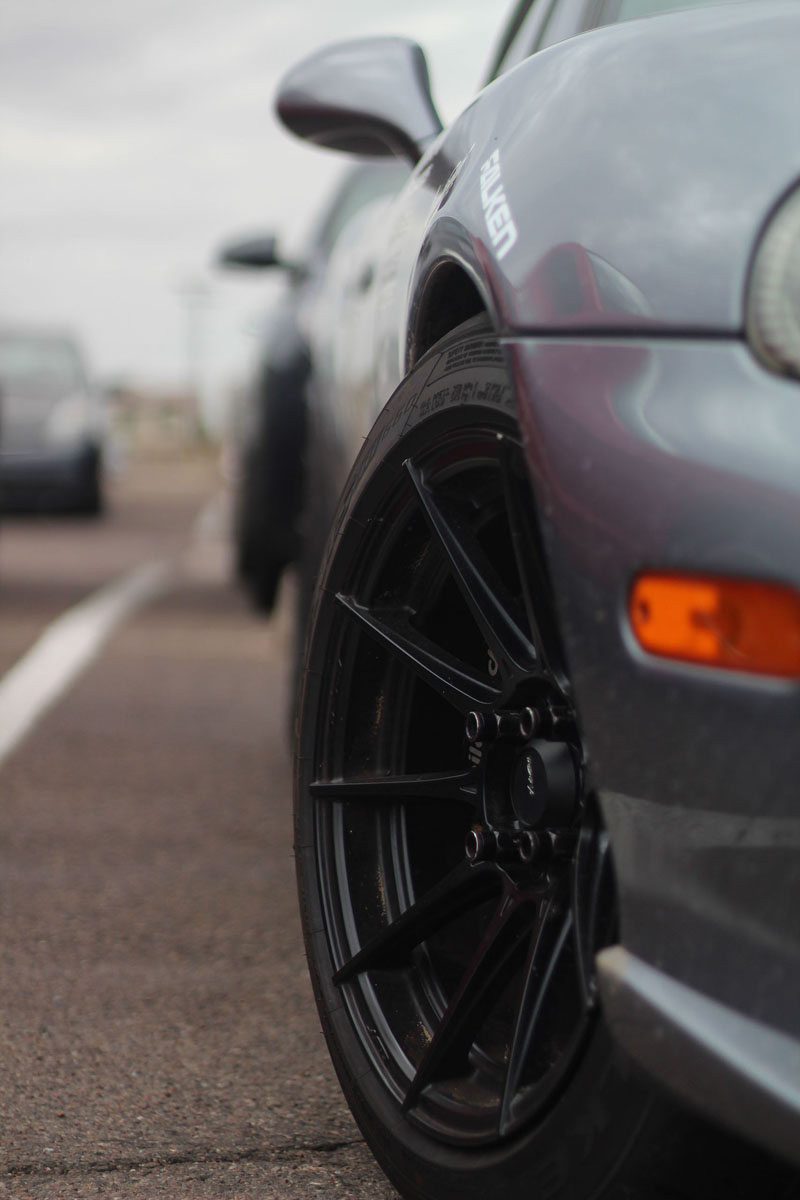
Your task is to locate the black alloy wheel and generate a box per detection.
[294,317,795,1200]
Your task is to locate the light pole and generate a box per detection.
[175,275,214,438]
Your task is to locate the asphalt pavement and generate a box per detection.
[0,454,399,1198]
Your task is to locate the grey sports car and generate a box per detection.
[275,2,800,1197]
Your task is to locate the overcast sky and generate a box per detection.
[0,0,510,425]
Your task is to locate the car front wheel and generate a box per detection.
[294,316,796,1200]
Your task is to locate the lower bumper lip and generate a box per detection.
[598,944,800,1170]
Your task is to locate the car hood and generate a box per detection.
[429,1,800,334]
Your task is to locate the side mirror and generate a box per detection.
[275,37,443,165]
[216,234,283,270]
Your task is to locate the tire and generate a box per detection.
[233,329,309,615]
[235,522,285,612]
[72,444,104,516]
[233,441,291,612]
[294,316,798,1200]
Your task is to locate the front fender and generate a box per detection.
[400,0,800,351]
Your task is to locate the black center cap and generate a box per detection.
[511,740,578,828]
[512,747,548,826]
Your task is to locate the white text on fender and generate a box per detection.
[480,149,518,261]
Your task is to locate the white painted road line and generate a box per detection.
[0,558,174,768]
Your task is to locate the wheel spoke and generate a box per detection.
[571,821,611,1011]
[499,899,573,1136]
[587,831,611,947]
[500,443,566,682]
[402,885,535,1113]
[311,767,480,808]
[334,860,499,984]
[405,461,537,676]
[335,593,501,709]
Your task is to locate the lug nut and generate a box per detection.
[465,712,486,743]
[495,708,541,741]
[519,707,539,739]
[465,829,491,863]
[517,830,541,863]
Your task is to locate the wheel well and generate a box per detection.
[410,263,486,366]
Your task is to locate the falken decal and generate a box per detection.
[479,149,518,261]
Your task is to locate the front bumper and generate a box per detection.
[0,441,99,510]
[505,333,800,1161]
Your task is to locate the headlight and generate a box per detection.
[746,183,800,380]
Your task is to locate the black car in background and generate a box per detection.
[0,327,104,514]
[216,159,409,612]
[272,0,800,1197]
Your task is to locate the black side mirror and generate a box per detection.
[275,37,443,165]
[216,235,283,270]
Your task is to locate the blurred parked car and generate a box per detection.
[215,159,409,612]
[273,2,800,1199]
[0,327,104,514]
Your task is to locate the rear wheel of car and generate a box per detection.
[233,343,309,614]
[294,316,798,1200]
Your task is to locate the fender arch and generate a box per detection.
[408,258,486,366]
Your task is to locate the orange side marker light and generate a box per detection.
[629,573,800,678]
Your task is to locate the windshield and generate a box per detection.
[490,0,760,80]
[0,333,85,402]
[597,0,750,21]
